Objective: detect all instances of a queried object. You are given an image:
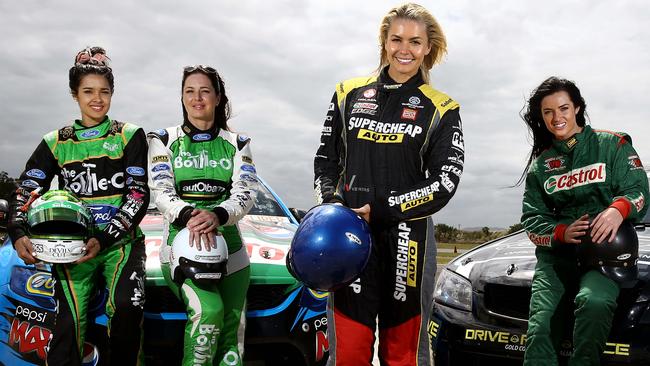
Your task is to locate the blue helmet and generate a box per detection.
[287,204,372,291]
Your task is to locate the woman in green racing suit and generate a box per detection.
[147,65,258,366]
[7,46,149,365]
[519,77,649,365]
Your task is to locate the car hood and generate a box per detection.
[141,213,297,286]
[445,227,650,292]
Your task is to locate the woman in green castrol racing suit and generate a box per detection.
[7,47,149,365]
[147,65,258,366]
[519,77,649,366]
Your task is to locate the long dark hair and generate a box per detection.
[69,46,114,95]
[181,65,231,131]
[516,76,588,186]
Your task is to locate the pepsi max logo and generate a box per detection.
[192,133,211,141]
[87,204,118,224]
[126,166,145,176]
[26,169,46,179]
[80,129,100,139]
[152,164,171,172]
[241,165,256,173]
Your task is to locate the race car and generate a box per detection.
[0,178,329,366]
[430,211,650,365]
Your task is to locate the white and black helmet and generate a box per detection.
[170,228,228,283]
[27,190,91,263]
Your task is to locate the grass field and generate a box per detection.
[437,242,483,266]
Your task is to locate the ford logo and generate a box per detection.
[126,166,145,176]
[80,129,100,139]
[193,133,211,141]
[152,164,171,172]
[26,169,46,179]
[241,165,256,173]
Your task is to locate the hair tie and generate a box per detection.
[75,48,110,67]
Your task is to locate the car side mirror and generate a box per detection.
[0,199,8,230]
[288,208,307,223]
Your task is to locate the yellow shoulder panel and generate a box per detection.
[419,85,460,116]
[335,76,378,103]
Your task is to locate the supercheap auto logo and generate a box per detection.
[544,163,606,194]
[349,117,422,144]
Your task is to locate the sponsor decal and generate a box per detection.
[328,103,335,111]
[440,98,454,108]
[617,253,632,260]
[126,166,145,176]
[242,155,253,164]
[363,88,376,98]
[389,183,439,211]
[351,108,377,116]
[409,96,421,105]
[325,115,333,122]
[26,169,46,179]
[21,179,40,188]
[631,194,645,213]
[193,324,220,365]
[440,172,455,193]
[345,232,361,245]
[80,129,100,139]
[358,129,403,143]
[175,150,232,170]
[401,108,417,121]
[152,163,171,172]
[428,320,440,338]
[465,328,527,350]
[61,164,124,195]
[15,305,48,324]
[441,164,462,177]
[315,330,329,362]
[349,277,361,294]
[565,136,578,150]
[87,204,119,225]
[156,128,167,136]
[544,163,606,194]
[448,152,464,167]
[604,343,630,356]
[451,132,464,152]
[544,156,566,172]
[628,155,644,170]
[394,223,412,301]
[238,134,249,142]
[192,133,211,141]
[152,155,169,163]
[321,126,332,136]
[241,165,257,173]
[102,141,119,152]
[528,232,551,247]
[407,239,418,287]
[181,181,226,196]
[240,173,258,183]
[9,318,51,360]
[348,117,423,137]
[353,102,378,110]
[344,175,370,193]
[130,271,145,308]
[26,272,55,296]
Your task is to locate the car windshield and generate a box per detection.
[246,183,288,217]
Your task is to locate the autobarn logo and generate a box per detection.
[544,163,606,194]
[180,180,227,198]
[61,163,124,195]
[174,150,232,170]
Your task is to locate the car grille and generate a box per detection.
[247,284,292,311]
[484,284,531,321]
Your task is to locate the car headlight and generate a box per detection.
[434,269,472,311]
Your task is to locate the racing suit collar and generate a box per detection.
[181,120,220,142]
[378,66,424,93]
[552,125,592,153]
[73,116,111,140]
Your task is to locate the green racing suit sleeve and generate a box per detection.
[609,136,649,221]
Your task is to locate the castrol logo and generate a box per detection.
[544,163,606,194]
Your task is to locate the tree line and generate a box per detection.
[434,222,523,243]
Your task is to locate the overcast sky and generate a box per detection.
[1,1,649,228]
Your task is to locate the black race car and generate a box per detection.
[430,213,650,365]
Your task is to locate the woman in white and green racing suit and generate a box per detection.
[147,65,258,366]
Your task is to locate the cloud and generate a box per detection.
[1,0,649,228]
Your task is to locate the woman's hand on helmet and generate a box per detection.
[564,214,590,244]
[187,209,220,234]
[14,236,37,264]
[590,207,624,244]
[352,204,371,223]
[76,237,100,264]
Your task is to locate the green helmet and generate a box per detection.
[28,190,92,263]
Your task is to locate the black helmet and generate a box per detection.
[578,220,638,286]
